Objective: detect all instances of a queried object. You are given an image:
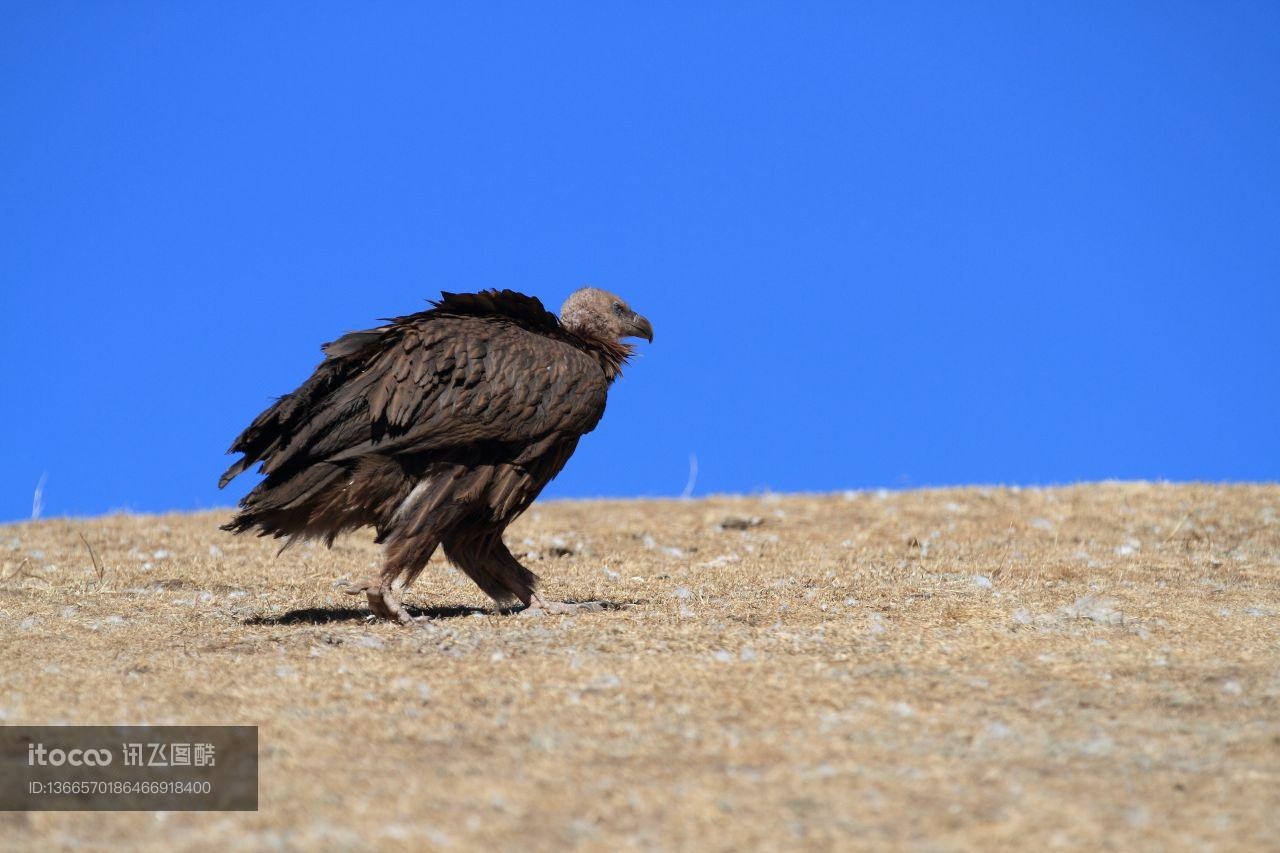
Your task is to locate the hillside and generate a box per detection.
[2,483,1277,849]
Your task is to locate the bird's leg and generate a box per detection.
[339,529,441,625]
[442,533,609,616]
[518,592,606,617]
[369,581,415,625]
[339,577,415,624]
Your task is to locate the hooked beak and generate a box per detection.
[627,313,654,343]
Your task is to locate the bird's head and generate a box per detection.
[559,287,654,344]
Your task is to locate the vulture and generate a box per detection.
[219,287,653,623]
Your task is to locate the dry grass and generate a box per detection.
[1,482,1278,850]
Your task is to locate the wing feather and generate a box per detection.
[220,297,608,487]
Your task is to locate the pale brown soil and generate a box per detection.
[1,482,1278,850]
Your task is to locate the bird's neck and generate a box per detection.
[574,333,633,382]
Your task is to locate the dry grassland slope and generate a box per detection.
[1,482,1277,849]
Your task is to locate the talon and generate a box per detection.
[520,595,606,616]
[338,577,377,596]
[371,589,415,625]
[340,577,416,624]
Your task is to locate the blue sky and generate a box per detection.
[2,2,1277,521]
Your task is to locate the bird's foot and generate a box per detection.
[519,594,607,617]
[338,577,416,625]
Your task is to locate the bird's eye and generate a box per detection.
[612,302,625,315]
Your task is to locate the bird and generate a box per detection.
[218,287,653,623]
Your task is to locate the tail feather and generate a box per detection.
[222,463,352,539]
[223,455,416,546]
[218,456,254,490]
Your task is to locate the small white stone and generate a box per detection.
[1114,539,1141,557]
[982,720,1012,740]
[1080,734,1114,756]
[588,674,621,690]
